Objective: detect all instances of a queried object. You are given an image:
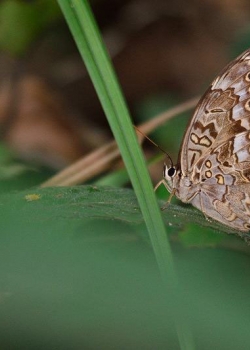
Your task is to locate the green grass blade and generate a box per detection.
[57,1,195,348]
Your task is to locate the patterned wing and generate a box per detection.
[190,132,250,231]
[179,49,250,176]
[178,49,250,231]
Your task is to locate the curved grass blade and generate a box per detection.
[57,1,195,348]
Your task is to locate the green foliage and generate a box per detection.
[0,185,250,349]
[1,1,250,348]
[179,223,225,247]
[0,143,52,193]
[135,93,190,159]
[0,185,239,234]
[0,0,61,55]
[57,2,195,347]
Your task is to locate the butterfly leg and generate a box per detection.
[161,189,176,210]
[154,179,176,210]
[154,179,165,192]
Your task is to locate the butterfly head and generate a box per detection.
[162,162,195,203]
[162,160,180,193]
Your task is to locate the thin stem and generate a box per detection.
[41,96,198,187]
[57,1,195,348]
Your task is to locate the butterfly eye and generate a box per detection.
[167,167,176,177]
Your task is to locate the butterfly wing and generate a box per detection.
[193,134,250,231]
[178,49,250,231]
[179,49,250,174]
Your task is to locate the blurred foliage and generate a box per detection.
[179,223,225,247]
[230,25,250,58]
[0,142,53,193]
[0,185,250,349]
[0,0,61,55]
[135,93,190,160]
[0,1,250,348]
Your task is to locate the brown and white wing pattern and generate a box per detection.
[177,49,250,231]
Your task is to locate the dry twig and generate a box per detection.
[41,96,199,187]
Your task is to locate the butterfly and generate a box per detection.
[158,49,250,232]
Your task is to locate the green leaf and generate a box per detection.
[0,0,61,55]
[178,223,225,247]
[0,185,250,349]
[0,185,246,247]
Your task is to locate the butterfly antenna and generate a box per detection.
[134,125,173,167]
